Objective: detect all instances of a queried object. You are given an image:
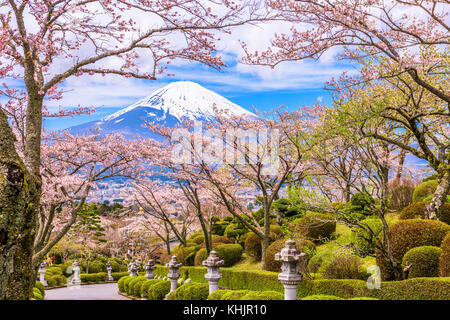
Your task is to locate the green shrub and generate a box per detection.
[350,218,383,257]
[402,246,441,278]
[148,280,171,300]
[376,219,450,280]
[87,260,106,274]
[33,288,43,300]
[109,260,121,272]
[126,276,146,295]
[118,276,130,292]
[289,213,336,243]
[413,180,438,203]
[194,248,208,266]
[46,274,67,287]
[302,294,344,300]
[240,291,283,300]
[214,244,243,267]
[244,232,262,261]
[319,255,366,280]
[265,238,315,272]
[307,254,323,273]
[45,266,63,277]
[221,290,251,300]
[111,272,129,281]
[141,279,164,299]
[80,272,107,283]
[349,297,379,300]
[174,246,197,266]
[399,202,450,225]
[167,282,209,300]
[208,289,231,300]
[131,278,147,297]
[124,276,136,293]
[439,233,450,277]
[34,281,45,297]
[389,185,414,210]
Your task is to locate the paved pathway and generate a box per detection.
[44,283,130,300]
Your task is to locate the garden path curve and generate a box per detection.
[44,283,130,300]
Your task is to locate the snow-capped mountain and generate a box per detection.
[68,81,256,139]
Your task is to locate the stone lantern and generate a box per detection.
[166,255,182,292]
[106,260,113,281]
[275,240,306,300]
[202,250,224,295]
[39,261,48,287]
[71,260,81,285]
[129,260,139,277]
[144,259,157,280]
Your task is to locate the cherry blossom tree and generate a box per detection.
[0,0,276,299]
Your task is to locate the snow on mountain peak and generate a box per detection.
[102,81,255,122]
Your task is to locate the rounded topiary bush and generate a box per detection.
[194,248,209,266]
[350,218,383,257]
[319,255,366,280]
[46,274,67,287]
[240,291,284,300]
[148,280,171,300]
[412,180,438,203]
[33,288,43,300]
[244,232,262,261]
[214,244,243,267]
[439,233,450,277]
[124,276,137,294]
[131,278,147,297]
[174,246,197,266]
[127,276,146,295]
[289,213,336,243]
[88,260,106,273]
[191,235,205,245]
[376,219,450,280]
[208,289,231,300]
[118,276,130,292]
[167,283,209,300]
[399,202,450,225]
[34,281,45,297]
[402,246,442,278]
[302,294,343,300]
[221,290,251,300]
[265,238,316,272]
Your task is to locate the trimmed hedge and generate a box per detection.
[141,279,164,299]
[167,282,209,300]
[376,219,450,280]
[34,281,45,297]
[111,272,129,281]
[46,274,67,287]
[80,272,107,283]
[118,276,130,292]
[244,232,263,261]
[302,294,343,300]
[289,213,336,243]
[208,289,231,300]
[126,276,147,295]
[33,288,43,300]
[148,280,171,300]
[265,238,315,272]
[399,202,450,225]
[88,260,106,274]
[439,233,450,277]
[214,244,244,267]
[402,246,442,278]
[179,266,450,300]
[222,290,251,300]
[131,278,147,297]
[240,291,283,300]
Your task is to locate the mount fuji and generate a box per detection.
[68,81,256,139]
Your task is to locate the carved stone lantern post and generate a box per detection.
[39,261,48,287]
[129,260,139,277]
[106,260,113,281]
[202,250,224,295]
[144,259,157,280]
[166,255,182,292]
[275,240,306,300]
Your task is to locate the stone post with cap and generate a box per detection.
[166,255,182,292]
[106,260,113,281]
[129,260,139,277]
[71,260,81,285]
[275,240,306,300]
[144,259,157,280]
[39,261,48,287]
[202,250,224,294]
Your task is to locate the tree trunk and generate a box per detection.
[426,169,450,220]
[0,110,37,300]
[260,204,271,270]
